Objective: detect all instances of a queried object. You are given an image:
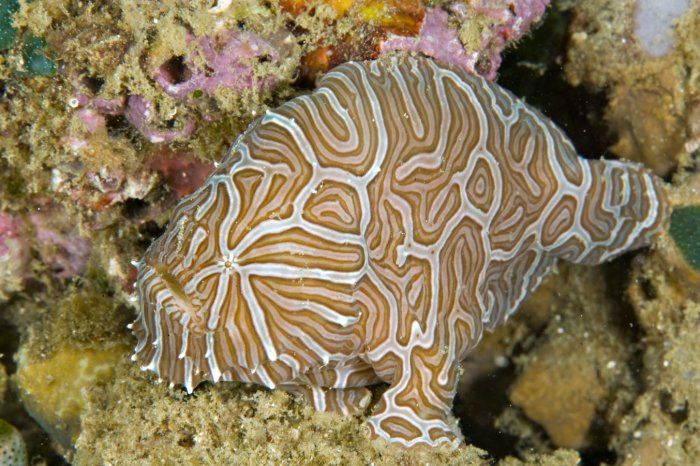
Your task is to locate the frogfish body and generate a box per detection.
[132,57,669,448]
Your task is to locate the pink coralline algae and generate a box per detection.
[381,8,477,74]
[0,205,92,298]
[381,0,550,79]
[69,29,287,144]
[123,96,195,144]
[0,214,22,260]
[70,93,195,144]
[154,31,281,99]
[29,202,92,279]
[146,148,214,200]
[0,212,30,299]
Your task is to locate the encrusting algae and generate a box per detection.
[1,0,699,464]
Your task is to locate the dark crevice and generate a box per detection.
[497,8,612,160]
[455,365,519,459]
[160,55,191,85]
[603,255,648,389]
[82,74,105,94]
[105,114,131,138]
[579,445,617,466]
[137,220,166,249]
[660,391,690,424]
[121,197,150,220]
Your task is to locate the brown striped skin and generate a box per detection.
[131,57,670,448]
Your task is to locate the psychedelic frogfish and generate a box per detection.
[131,57,669,448]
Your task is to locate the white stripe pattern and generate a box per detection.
[131,57,670,448]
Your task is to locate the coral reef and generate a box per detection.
[0,203,92,299]
[565,0,700,177]
[381,7,478,73]
[0,0,54,77]
[29,202,92,279]
[0,0,698,464]
[382,0,549,78]
[502,264,642,452]
[14,344,127,450]
[73,364,491,465]
[633,0,691,57]
[18,35,55,76]
[153,30,285,100]
[615,171,700,465]
[288,0,550,81]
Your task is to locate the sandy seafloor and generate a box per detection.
[1,0,699,465]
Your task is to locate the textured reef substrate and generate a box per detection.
[1,0,700,465]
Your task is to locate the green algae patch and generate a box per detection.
[0,0,19,50]
[0,419,13,437]
[669,205,700,271]
[19,35,55,76]
[0,0,56,76]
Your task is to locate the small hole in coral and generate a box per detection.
[638,276,657,300]
[203,64,215,78]
[164,117,179,130]
[105,114,131,138]
[121,198,149,220]
[671,404,690,424]
[160,56,192,85]
[682,151,698,173]
[137,220,166,249]
[177,431,195,448]
[83,74,105,94]
[660,391,689,424]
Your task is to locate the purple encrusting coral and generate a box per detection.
[0,206,91,299]
[0,212,30,299]
[0,213,22,259]
[71,92,195,144]
[29,204,92,279]
[124,96,196,144]
[381,8,477,75]
[70,29,283,144]
[154,30,280,99]
[381,0,549,79]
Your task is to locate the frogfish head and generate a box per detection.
[131,188,244,374]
